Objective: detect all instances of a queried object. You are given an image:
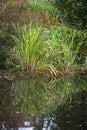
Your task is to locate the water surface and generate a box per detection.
[0,76,87,130]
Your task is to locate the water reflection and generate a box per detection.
[55,90,87,130]
[13,77,87,115]
[0,78,15,108]
[0,76,87,130]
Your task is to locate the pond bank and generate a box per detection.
[0,66,87,80]
[0,0,87,80]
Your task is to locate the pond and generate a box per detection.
[0,76,87,130]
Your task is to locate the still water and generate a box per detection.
[0,76,87,130]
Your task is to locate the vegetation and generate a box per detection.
[11,24,43,72]
[28,0,57,16]
[13,77,87,115]
[55,0,87,29]
[0,1,87,127]
[11,23,87,76]
[0,0,87,78]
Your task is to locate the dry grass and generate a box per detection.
[0,0,57,26]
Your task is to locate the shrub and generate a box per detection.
[55,0,87,29]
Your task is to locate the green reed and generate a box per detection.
[11,23,56,75]
[11,23,86,76]
[45,25,85,73]
[11,24,44,72]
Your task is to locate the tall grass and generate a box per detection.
[11,24,44,72]
[11,23,86,76]
[44,25,85,73]
[11,23,56,75]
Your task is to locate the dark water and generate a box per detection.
[0,76,87,130]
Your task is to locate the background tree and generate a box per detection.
[55,0,87,29]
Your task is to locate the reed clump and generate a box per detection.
[11,23,86,77]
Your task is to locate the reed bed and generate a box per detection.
[11,23,86,77]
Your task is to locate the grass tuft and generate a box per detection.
[11,23,86,76]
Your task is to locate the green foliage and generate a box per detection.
[43,25,85,72]
[0,47,9,69]
[11,24,44,72]
[28,0,57,16]
[55,0,87,29]
[11,23,56,75]
[11,23,87,75]
[0,0,86,76]
[0,48,7,62]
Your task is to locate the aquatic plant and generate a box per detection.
[45,25,86,73]
[11,23,87,76]
[11,23,58,76]
[11,24,42,72]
